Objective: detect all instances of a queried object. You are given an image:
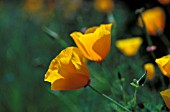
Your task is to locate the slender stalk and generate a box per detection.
[133,88,138,106]
[139,14,156,59]
[159,33,170,53]
[107,11,116,24]
[88,85,131,112]
[120,84,127,103]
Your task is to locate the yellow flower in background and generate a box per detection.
[144,63,155,80]
[115,37,143,56]
[70,24,112,62]
[138,7,166,35]
[44,47,90,90]
[24,0,44,13]
[160,89,170,109]
[155,54,170,77]
[158,0,170,5]
[94,0,114,13]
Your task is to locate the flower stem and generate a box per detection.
[133,87,138,106]
[159,33,170,53]
[88,85,131,112]
[139,13,156,59]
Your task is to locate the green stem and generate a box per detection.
[133,88,138,106]
[107,11,116,24]
[120,84,127,103]
[139,14,152,46]
[159,33,170,54]
[88,85,131,112]
[139,14,156,59]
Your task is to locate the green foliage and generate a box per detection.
[0,1,169,112]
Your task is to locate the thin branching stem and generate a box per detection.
[139,14,156,59]
[88,85,131,112]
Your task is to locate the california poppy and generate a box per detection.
[94,0,114,13]
[24,0,43,13]
[70,24,112,62]
[44,47,90,90]
[158,0,170,5]
[160,89,170,109]
[155,54,170,77]
[115,37,143,56]
[138,7,166,35]
[144,63,155,80]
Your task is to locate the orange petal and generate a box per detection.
[160,89,170,109]
[158,0,170,5]
[85,26,98,34]
[44,47,90,90]
[70,24,112,62]
[155,54,170,76]
[70,32,91,60]
[138,7,165,35]
[144,63,155,80]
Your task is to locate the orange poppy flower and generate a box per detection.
[144,63,155,80]
[160,89,170,109]
[155,54,170,77]
[138,7,166,35]
[70,24,112,62]
[24,0,43,13]
[158,0,170,5]
[94,0,114,13]
[44,47,90,90]
[115,37,143,56]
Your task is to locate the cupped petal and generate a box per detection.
[138,7,165,35]
[92,34,111,61]
[144,63,155,80]
[116,37,143,56]
[70,32,91,60]
[155,55,170,76]
[44,47,90,90]
[85,26,98,34]
[160,89,170,109]
[78,33,103,61]
[51,73,89,90]
[71,24,112,62]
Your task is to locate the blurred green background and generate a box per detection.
[0,0,170,112]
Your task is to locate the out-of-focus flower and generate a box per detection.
[138,7,166,36]
[70,24,112,62]
[146,45,157,52]
[46,0,56,11]
[144,63,155,80]
[44,47,90,90]
[160,89,170,109]
[115,37,143,56]
[158,0,170,5]
[155,54,170,77]
[24,0,44,13]
[94,0,114,13]
[58,0,82,19]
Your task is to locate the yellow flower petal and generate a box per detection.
[70,24,112,62]
[160,89,170,109]
[138,7,166,35]
[144,63,155,80]
[116,37,143,56]
[155,54,170,77]
[44,47,90,90]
